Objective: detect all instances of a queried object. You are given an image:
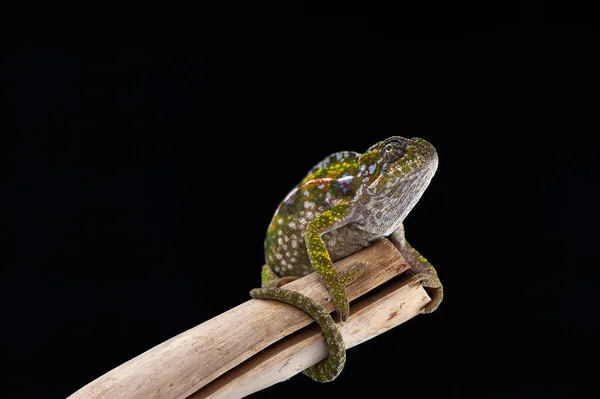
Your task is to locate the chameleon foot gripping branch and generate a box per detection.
[251,137,444,382]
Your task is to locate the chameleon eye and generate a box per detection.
[381,140,405,163]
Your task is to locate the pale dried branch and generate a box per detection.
[68,239,430,399]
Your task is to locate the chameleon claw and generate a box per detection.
[421,285,443,313]
[331,262,367,322]
[408,273,443,314]
[327,284,350,322]
[337,306,349,323]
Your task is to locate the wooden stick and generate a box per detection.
[191,275,430,399]
[68,239,430,399]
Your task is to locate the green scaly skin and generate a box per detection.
[250,136,443,382]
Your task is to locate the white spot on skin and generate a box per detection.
[283,244,288,250]
[337,175,353,184]
[277,219,283,224]
[291,240,298,248]
[368,164,376,174]
[306,211,314,220]
[281,260,287,266]
[293,251,299,256]
[289,221,296,229]
[304,201,315,209]
[275,253,283,260]
[289,257,296,262]
[299,217,307,225]
[274,266,281,273]
[278,237,283,245]
[287,264,293,270]
[360,164,366,171]
[319,184,325,189]
[303,190,309,196]
[284,236,289,242]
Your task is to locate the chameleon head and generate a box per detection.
[356,136,438,232]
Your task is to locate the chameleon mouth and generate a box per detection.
[406,138,439,176]
[409,137,438,162]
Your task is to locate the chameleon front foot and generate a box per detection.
[249,286,345,382]
[326,262,367,322]
[390,226,443,314]
[408,273,443,313]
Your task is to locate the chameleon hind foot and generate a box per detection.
[249,286,346,382]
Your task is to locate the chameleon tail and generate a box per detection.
[249,286,345,382]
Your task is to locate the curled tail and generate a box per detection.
[249,287,345,382]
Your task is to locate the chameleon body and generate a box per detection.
[250,136,442,382]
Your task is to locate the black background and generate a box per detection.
[5,3,600,398]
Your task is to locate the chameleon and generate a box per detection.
[250,136,442,382]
